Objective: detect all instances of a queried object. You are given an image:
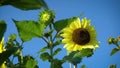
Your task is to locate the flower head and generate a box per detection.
[61,17,99,53]
[40,10,55,25]
[0,37,6,68]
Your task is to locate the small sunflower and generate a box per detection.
[0,37,6,68]
[61,17,99,53]
[39,10,55,25]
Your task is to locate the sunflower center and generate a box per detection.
[72,28,90,45]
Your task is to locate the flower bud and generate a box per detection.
[108,37,118,45]
[118,36,120,42]
[39,10,55,25]
[108,37,114,44]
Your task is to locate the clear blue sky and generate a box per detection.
[0,0,120,68]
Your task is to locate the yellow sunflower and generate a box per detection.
[61,17,99,53]
[0,37,6,68]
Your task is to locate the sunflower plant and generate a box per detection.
[0,0,100,68]
[0,13,99,68]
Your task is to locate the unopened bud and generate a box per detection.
[118,36,120,41]
[39,10,55,25]
[108,37,118,45]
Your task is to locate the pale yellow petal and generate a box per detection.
[0,37,4,53]
[83,18,90,28]
[62,39,71,43]
[62,27,74,33]
[81,18,85,27]
[73,44,80,51]
[0,62,6,68]
[61,34,72,39]
[70,22,78,29]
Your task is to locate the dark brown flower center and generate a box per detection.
[72,28,90,45]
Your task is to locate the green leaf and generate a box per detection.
[63,51,82,65]
[0,20,6,41]
[109,64,116,68]
[0,0,48,10]
[110,48,119,56]
[80,48,94,57]
[53,40,61,47]
[40,52,50,61]
[63,49,93,65]
[52,59,65,68]
[54,17,78,32]
[53,48,61,56]
[37,47,48,53]
[0,47,18,66]
[13,20,45,42]
[26,59,38,68]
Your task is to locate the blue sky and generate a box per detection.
[0,0,120,68]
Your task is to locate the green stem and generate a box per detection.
[42,37,49,44]
[49,24,54,68]
[18,42,24,65]
[74,64,77,68]
[115,43,120,50]
[69,63,72,68]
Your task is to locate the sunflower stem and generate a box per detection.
[49,24,54,68]
[69,63,72,68]
[74,64,77,68]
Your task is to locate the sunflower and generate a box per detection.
[39,10,54,25]
[61,17,99,53]
[0,38,6,68]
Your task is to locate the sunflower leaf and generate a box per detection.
[63,49,93,65]
[37,47,48,54]
[53,40,62,47]
[13,20,45,42]
[53,48,61,56]
[52,59,65,68]
[54,17,78,32]
[40,52,50,61]
[0,0,48,10]
[0,20,6,41]
[110,48,119,56]
[26,59,38,68]
[63,51,82,65]
[80,48,94,57]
